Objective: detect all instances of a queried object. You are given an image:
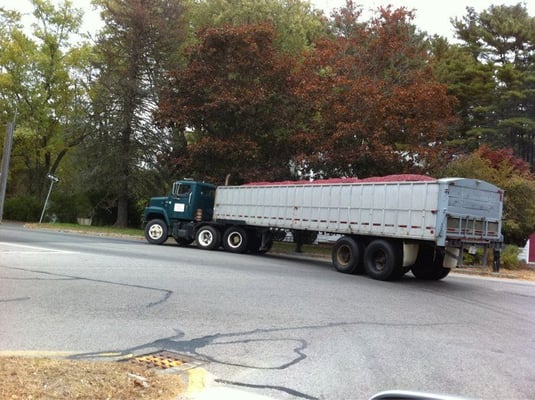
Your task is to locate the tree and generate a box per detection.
[431,39,495,152]
[0,0,92,199]
[292,3,456,178]
[450,3,535,169]
[442,145,535,245]
[186,0,328,54]
[87,0,187,227]
[159,24,299,184]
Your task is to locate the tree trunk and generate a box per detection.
[114,192,129,228]
[114,123,131,228]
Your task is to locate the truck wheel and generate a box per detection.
[223,226,248,253]
[195,226,220,250]
[363,239,403,281]
[411,247,450,280]
[332,236,364,274]
[144,219,168,245]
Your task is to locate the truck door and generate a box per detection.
[170,182,194,220]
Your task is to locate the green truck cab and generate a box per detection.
[143,180,216,245]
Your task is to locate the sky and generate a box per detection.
[0,0,533,41]
[313,0,534,40]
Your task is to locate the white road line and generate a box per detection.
[0,241,75,254]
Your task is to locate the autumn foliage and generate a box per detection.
[159,24,298,184]
[292,4,456,178]
[159,4,457,183]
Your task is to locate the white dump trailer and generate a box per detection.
[144,177,503,281]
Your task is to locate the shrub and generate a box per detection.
[462,247,485,266]
[3,195,42,222]
[48,192,93,223]
[500,244,522,270]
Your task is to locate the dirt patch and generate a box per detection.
[0,356,185,399]
[454,265,535,281]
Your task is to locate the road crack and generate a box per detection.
[0,265,172,308]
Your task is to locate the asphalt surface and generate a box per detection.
[1,223,535,399]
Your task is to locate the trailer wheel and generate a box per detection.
[223,226,248,253]
[332,236,364,274]
[363,239,403,281]
[411,247,450,280]
[144,219,168,245]
[195,225,220,250]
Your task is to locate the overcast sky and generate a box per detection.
[313,0,534,40]
[1,0,533,41]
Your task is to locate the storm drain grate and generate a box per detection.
[125,350,193,370]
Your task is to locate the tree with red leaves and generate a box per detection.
[292,3,457,178]
[159,24,299,184]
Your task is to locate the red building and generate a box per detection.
[521,233,535,265]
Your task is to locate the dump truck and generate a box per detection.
[143,176,503,281]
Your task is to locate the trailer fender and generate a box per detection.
[402,242,419,267]
[444,247,460,269]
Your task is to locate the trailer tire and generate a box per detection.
[195,225,220,250]
[223,226,248,253]
[411,247,450,280]
[332,236,364,274]
[144,219,168,245]
[363,239,403,281]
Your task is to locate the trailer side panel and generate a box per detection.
[214,181,441,241]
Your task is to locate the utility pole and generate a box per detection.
[0,112,17,223]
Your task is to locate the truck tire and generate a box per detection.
[144,219,168,245]
[363,239,403,281]
[332,236,364,274]
[222,226,248,253]
[411,247,450,280]
[195,225,220,250]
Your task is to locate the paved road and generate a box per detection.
[1,223,535,399]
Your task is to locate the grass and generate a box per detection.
[26,222,144,238]
[0,356,184,399]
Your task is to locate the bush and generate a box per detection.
[3,195,42,222]
[462,247,485,266]
[501,244,522,270]
[48,192,93,223]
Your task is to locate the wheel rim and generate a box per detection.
[373,251,387,271]
[227,232,243,249]
[148,224,163,240]
[337,245,351,266]
[199,230,213,246]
